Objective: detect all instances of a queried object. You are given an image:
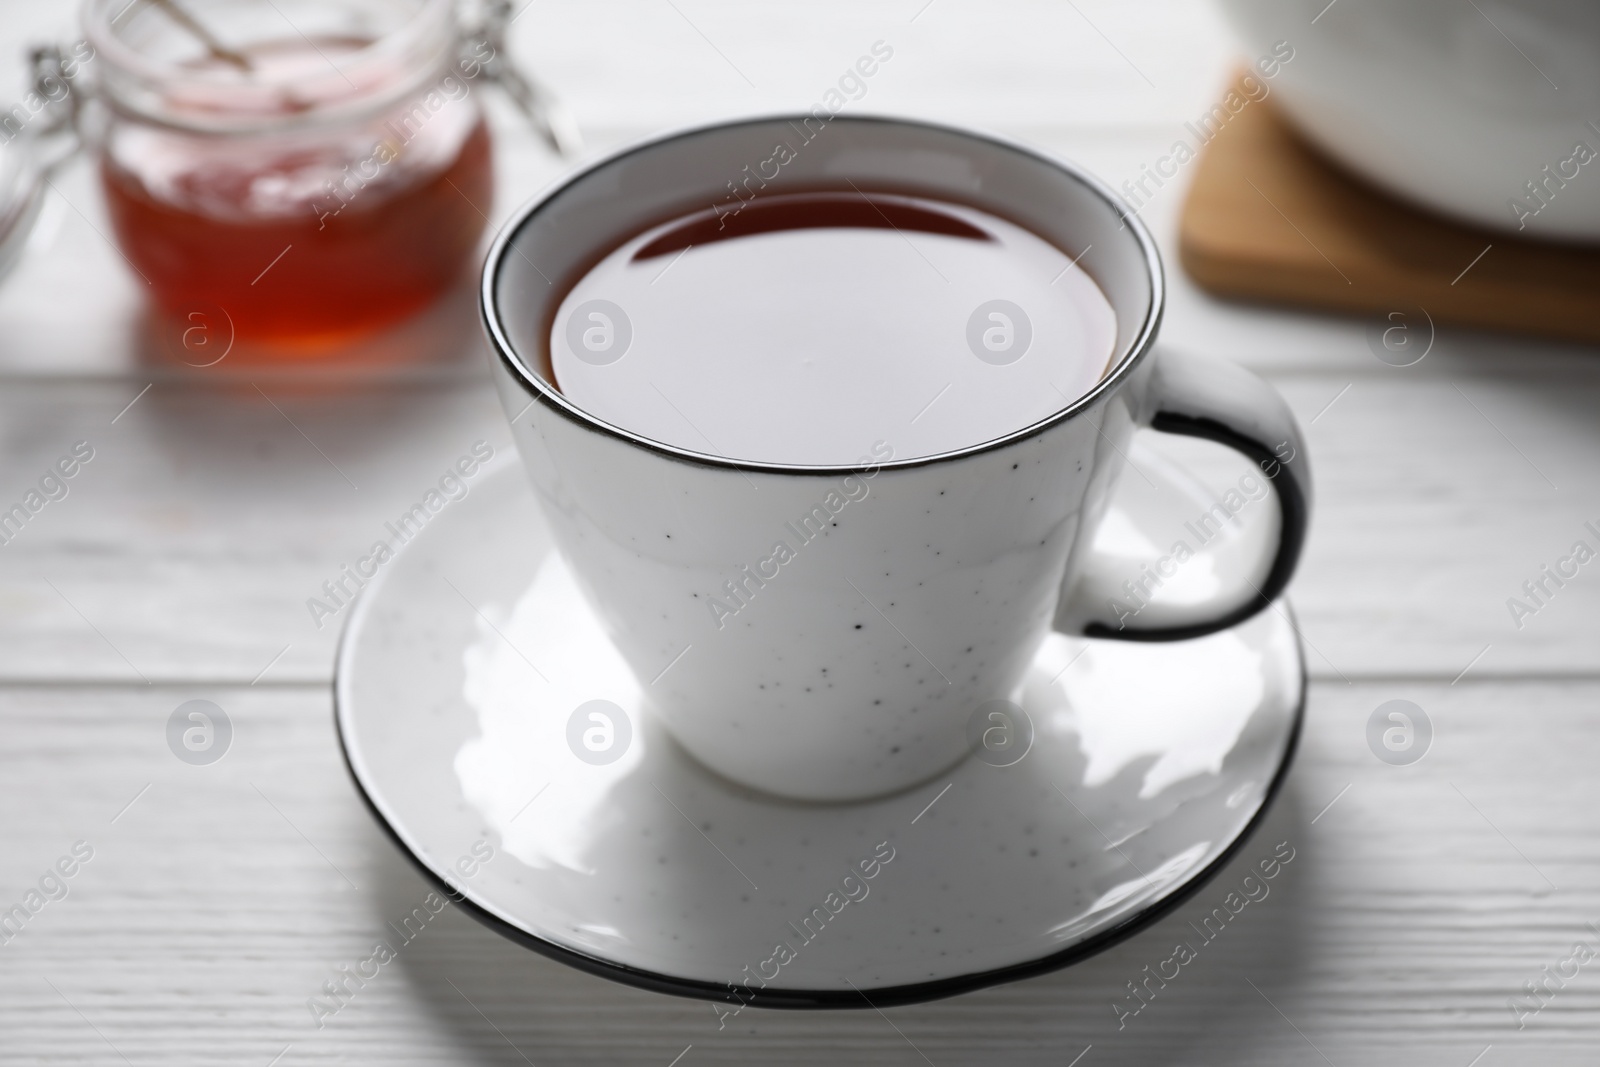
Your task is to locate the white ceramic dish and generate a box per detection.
[334,450,1304,1007]
[1219,0,1600,240]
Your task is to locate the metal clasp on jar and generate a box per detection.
[0,44,93,285]
[458,0,583,158]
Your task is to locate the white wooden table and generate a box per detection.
[3,2,1598,1063]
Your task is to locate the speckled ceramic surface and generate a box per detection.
[335,453,1305,1008]
[479,115,1312,803]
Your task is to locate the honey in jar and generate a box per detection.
[87,0,494,348]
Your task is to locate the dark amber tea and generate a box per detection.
[550,191,1116,463]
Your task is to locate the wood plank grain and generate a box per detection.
[0,0,1241,142]
[13,120,1597,384]
[5,0,1592,386]
[0,680,1595,1065]
[0,380,515,684]
[0,0,1594,1060]
[0,367,1596,684]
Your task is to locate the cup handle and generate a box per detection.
[1054,348,1312,641]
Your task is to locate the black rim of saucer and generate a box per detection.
[332,567,1306,1011]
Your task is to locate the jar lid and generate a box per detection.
[82,0,459,134]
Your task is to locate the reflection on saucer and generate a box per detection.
[456,553,644,876]
[1049,840,1212,941]
[1042,631,1265,799]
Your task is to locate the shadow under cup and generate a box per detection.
[482,115,1164,802]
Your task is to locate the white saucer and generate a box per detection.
[334,450,1304,1008]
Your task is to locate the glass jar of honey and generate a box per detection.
[79,0,538,348]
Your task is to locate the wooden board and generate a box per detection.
[1179,79,1600,344]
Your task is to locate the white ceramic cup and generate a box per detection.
[482,115,1312,802]
[1218,0,1600,240]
